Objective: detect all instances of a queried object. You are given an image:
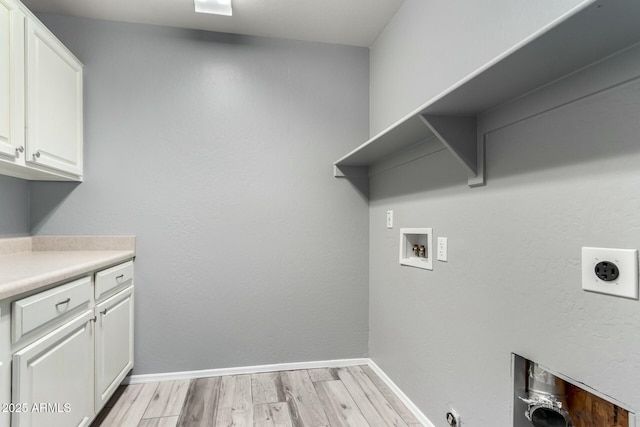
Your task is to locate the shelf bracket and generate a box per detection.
[333,164,368,178]
[420,114,485,187]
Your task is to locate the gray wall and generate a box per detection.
[31,14,370,374]
[368,1,640,425]
[0,176,29,237]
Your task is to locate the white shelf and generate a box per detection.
[334,0,640,187]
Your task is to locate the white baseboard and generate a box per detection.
[123,358,370,384]
[124,357,434,427]
[366,360,435,427]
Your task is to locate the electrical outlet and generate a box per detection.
[437,237,448,262]
[582,247,638,299]
[386,210,393,229]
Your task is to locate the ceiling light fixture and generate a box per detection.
[194,0,232,16]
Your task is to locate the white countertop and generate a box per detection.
[0,236,136,300]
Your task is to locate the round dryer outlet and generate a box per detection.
[594,261,619,281]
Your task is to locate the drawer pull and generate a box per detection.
[55,298,71,307]
[115,274,125,281]
[100,309,108,316]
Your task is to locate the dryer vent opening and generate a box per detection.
[522,362,571,427]
[511,354,633,427]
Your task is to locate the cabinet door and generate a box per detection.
[12,310,94,427]
[25,20,82,177]
[0,0,24,161]
[95,286,134,411]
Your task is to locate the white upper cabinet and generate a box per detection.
[25,19,83,178]
[0,0,24,162]
[0,0,13,156]
[0,0,83,181]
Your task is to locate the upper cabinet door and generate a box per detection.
[25,20,83,177]
[0,0,24,161]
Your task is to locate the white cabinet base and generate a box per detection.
[12,311,94,427]
[95,286,134,411]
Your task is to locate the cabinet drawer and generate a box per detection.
[12,276,92,343]
[95,260,134,300]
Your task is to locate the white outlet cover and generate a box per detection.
[437,237,448,262]
[581,247,638,299]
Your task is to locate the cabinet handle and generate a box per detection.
[115,274,124,281]
[33,151,41,159]
[55,298,71,307]
[100,309,108,316]
[15,146,24,156]
[90,316,97,323]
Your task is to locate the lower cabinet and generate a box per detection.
[4,260,135,426]
[95,285,134,411]
[12,311,94,427]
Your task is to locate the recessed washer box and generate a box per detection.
[581,247,639,299]
[399,228,433,270]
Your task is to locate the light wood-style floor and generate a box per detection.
[92,365,423,427]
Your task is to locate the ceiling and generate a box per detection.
[20,0,405,47]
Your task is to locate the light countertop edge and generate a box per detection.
[0,249,136,300]
[0,235,136,300]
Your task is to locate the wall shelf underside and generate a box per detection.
[334,0,640,187]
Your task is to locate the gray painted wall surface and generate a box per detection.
[368,2,640,425]
[369,80,640,425]
[0,176,29,237]
[369,0,587,135]
[31,14,370,374]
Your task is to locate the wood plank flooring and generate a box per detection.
[92,366,423,427]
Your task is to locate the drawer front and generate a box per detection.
[95,260,134,301]
[12,276,92,343]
